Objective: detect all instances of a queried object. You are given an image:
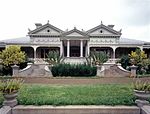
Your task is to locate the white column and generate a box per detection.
[111,47,116,59]
[60,41,63,57]
[87,41,90,57]
[80,40,83,57]
[67,40,70,57]
[32,46,38,64]
[33,47,37,59]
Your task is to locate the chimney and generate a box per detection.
[108,25,114,28]
[35,23,42,28]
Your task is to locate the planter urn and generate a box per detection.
[134,90,150,100]
[3,92,18,107]
[134,90,150,107]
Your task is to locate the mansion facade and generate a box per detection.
[0,21,150,64]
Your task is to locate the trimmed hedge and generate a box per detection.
[51,63,97,77]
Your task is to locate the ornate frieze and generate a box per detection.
[90,38,118,44]
[31,37,61,44]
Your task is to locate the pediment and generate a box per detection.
[28,23,63,35]
[86,24,121,36]
[62,28,88,37]
[67,31,85,37]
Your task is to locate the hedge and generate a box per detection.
[51,63,97,77]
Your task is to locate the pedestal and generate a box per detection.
[11,65,19,76]
[130,65,138,78]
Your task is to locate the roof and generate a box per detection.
[119,38,147,44]
[28,23,64,34]
[86,23,122,35]
[62,27,88,37]
[0,36,30,44]
[0,36,148,45]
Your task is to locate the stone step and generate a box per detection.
[63,57,87,64]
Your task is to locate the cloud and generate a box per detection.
[118,0,150,26]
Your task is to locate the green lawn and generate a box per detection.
[0,84,136,106]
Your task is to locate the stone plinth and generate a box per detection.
[130,65,138,78]
[11,65,19,76]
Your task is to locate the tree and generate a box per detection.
[0,45,26,66]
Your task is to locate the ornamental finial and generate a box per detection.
[28,28,31,32]
[47,20,49,24]
[101,21,103,24]
[119,29,122,33]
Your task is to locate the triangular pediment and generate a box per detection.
[62,28,88,37]
[86,24,121,36]
[28,23,63,35]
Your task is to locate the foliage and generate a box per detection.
[0,78,24,94]
[133,80,150,91]
[0,84,136,106]
[0,45,26,66]
[51,63,97,77]
[128,49,150,75]
[128,49,147,65]
[89,51,108,65]
[119,55,131,69]
[46,51,62,65]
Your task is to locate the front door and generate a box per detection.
[70,46,80,57]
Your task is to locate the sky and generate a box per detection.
[0,0,149,42]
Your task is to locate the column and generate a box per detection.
[33,47,37,59]
[80,40,83,57]
[60,41,63,57]
[32,46,38,64]
[87,41,90,56]
[67,40,70,57]
[112,47,116,59]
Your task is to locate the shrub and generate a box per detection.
[0,78,24,94]
[46,51,62,65]
[0,45,26,66]
[119,55,131,69]
[89,51,108,65]
[133,80,150,91]
[51,63,97,77]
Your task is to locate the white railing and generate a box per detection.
[106,58,120,63]
[28,58,48,64]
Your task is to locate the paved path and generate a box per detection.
[21,77,150,85]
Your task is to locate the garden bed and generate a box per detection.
[0,84,138,106]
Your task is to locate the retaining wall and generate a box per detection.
[12,105,140,114]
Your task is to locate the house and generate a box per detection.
[0,21,150,64]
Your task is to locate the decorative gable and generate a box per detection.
[28,23,63,36]
[62,27,88,37]
[86,24,121,36]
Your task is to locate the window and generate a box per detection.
[100,30,103,33]
[47,29,50,32]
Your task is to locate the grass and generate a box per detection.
[0,84,137,106]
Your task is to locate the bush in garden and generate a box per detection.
[89,51,108,65]
[0,45,26,66]
[119,55,131,70]
[0,45,29,76]
[46,51,62,65]
[51,63,97,77]
[129,49,150,75]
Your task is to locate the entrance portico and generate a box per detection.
[63,40,87,57]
